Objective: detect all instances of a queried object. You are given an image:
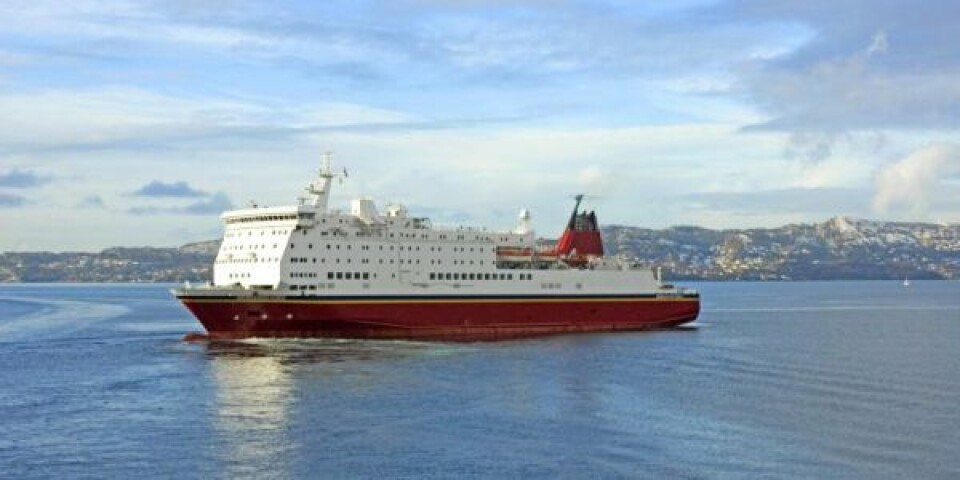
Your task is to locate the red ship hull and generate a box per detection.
[177,293,700,341]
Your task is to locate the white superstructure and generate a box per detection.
[211,154,663,297]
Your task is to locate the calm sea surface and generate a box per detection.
[1,281,958,479]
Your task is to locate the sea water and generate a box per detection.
[1,281,958,479]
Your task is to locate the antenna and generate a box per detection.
[321,151,333,176]
[305,150,344,210]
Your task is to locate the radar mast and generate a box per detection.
[304,151,346,211]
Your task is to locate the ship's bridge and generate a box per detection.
[214,205,321,289]
[222,205,316,227]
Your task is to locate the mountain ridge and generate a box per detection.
[605,216,960,280]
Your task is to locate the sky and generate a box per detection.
[1,0,959,251]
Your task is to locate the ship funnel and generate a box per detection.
[555,195,604,258]
[351,198,384,225]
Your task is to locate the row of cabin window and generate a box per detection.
[217,258,279,263]
[291,272,318,278]
[316,230,433,240]
[328,272,372,280]
[293,272,378,280]
[327,230,492,241]
[287,221,522,244]
[290,256,494,266]
[293,243,486,253]
[429,272,533,281]
[225,214,300,224]
[223,243,277,250]
[293,271,530,282]
[224,230,290,238]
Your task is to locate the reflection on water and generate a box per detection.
[208,346,294,480]
[204,338,469,478]
[205,338,465,366]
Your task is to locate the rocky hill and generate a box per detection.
[2,217,959,282]
[604,217,960,280]
[0,240,220,282]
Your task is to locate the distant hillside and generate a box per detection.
[0,240,220,282]
[604,217,960,280]
[2,217,959,282]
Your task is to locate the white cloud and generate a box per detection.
[0,87,414,154]
[735,2,960,139]
[866,30,887,56]
[872,144,960,216]
[577,166,614,194]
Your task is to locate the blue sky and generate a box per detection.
[1,0,959,251]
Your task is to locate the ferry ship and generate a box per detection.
[173,154,700,341]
